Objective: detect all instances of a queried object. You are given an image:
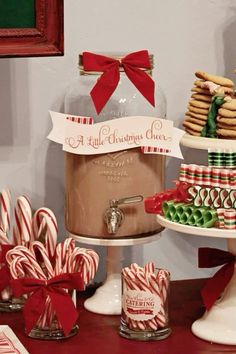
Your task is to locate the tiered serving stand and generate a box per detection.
[69,233,161,315]
[157,133,236,345]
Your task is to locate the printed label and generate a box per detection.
[48,111,184,159]
[123,290,161,321]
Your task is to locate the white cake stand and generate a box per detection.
[69,233,161,315]
[158,133,236,345]
[157,215,236,345]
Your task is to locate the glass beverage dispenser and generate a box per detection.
[64,51,166,238]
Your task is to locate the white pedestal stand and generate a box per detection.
[69,233,160,315]
[157,214,236,345]
[192,238,236,345]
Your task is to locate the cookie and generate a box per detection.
[195,71,234,87]
[216,116,236,125]
[194,80,205,88]
[191,87,211,95]
[216,128,236,138]
[217,123,236,131]
[183,121,203,133]
[184,117,206,126]
[218,108,236,118]
[221,99,236,111]
[193,80,234,93]
[185,111,208,121]
[185,128,201,137]
[188,104,209,115]
[189,100,211,109]
[191,94,212,103]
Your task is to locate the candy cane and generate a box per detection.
[13,196,32,246]
[0,332,20,354]
[68,247,99,285]
[30,241,54,278]
[144,262,155,275]
[149,273,167,327]
[0,229,11,245]
[0,189,11,237]
[54,238,75,275]
[122,268,147,330]
[32,207,58,258]
[157,269,170,303]
[8,246,46,279]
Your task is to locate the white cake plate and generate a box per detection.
[69,233,161,315]
[157,215,236,345]
[181,133,236,150]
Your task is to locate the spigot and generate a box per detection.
[104,195,143,235]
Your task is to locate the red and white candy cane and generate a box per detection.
[0,189,11,239]
[0,229,11,245]
[32,207,58,259]
[148,273,167,328]
[68,247,99,285]
[13,196,32,246]
[7,246,46,280]
[54,238,75,275]
[122,268,148,331]
[30,241,54,279]
[157,269,170,303]
[144,262,155,275]
[0,332,20,354]
[135,269,166,330]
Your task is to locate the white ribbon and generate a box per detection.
[48,111,184,159]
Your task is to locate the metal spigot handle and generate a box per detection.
[110,195,143,207]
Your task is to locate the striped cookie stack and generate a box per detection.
[183,71,234,137]
[216,99,236,139]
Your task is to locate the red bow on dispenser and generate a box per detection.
[198,247,235,310]
[11,272,84,335]
[83,50,155,114]
[0,245,14,292]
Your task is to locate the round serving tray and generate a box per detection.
[156,214,236,239]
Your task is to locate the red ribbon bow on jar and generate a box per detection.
[83,50,155,114]
[0,245,14,292]
[11,272,84,335]
[198,247,235,310]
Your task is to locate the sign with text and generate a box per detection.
[48,111,184,158]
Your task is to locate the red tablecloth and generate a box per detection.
[1,279,236,354]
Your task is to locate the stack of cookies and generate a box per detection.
[217,99,236,139]
[183,71,235,137]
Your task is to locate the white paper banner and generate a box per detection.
[48,111,184,159]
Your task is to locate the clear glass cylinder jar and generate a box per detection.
[120,268,171,341]
[28,293,78,340]
[64,52,166,238]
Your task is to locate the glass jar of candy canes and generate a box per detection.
[119,263,171,341]
[64,51,166,239]
[0,245,25,312]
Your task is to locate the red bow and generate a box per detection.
[198,247,235,310]
[83,50,155,114]
[145,181,190,214]
[11,273,84,335]
[0,245,14,293]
